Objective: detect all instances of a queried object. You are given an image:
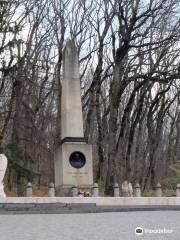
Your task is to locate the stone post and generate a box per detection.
[122,181,129,197]
[176,184,180,197]
[71,186,78,197]
[134,183,141,197]
[122,181,133,197]
[48,182,55,197]
[155,182,162,197]
[113,183,120,197]
[92,183,99,197]
[129,182,133,196]
[26,182,32,197]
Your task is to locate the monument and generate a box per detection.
[0,137,7,197]
[54,40,93,196]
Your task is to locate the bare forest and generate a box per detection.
[0,0,179,196]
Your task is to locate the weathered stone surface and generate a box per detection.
[61,40,84,139]
[134,183,141,197]
[176,183,180,197]
[1,197,180,207]
[0,154,8,198]
[113,183,120,197]
[54,41,93,195]
[122,181,133,197]
[155,182,162,197]
[26,182,32,197]
[71,186,78,197]
[55,142,93,196]
[92,183,99,197]
[48,183,55,197]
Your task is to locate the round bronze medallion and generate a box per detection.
[69,151,86,168]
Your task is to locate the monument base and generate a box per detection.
[54,142,93,196]
[55,185,93,197]
[55,185,73,197]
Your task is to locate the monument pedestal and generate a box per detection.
[55,141,93,196]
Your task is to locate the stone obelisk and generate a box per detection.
[54,40,93,196]
[61,41,84,140]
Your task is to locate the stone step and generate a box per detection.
[1,203,180,214]
[0,202,97,214]
[0,203,68,209]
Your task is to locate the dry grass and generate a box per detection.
[5,189,16,197]
[33,186,48,197]
[5,186,48,197]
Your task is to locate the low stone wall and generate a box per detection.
[1,197,180,206]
